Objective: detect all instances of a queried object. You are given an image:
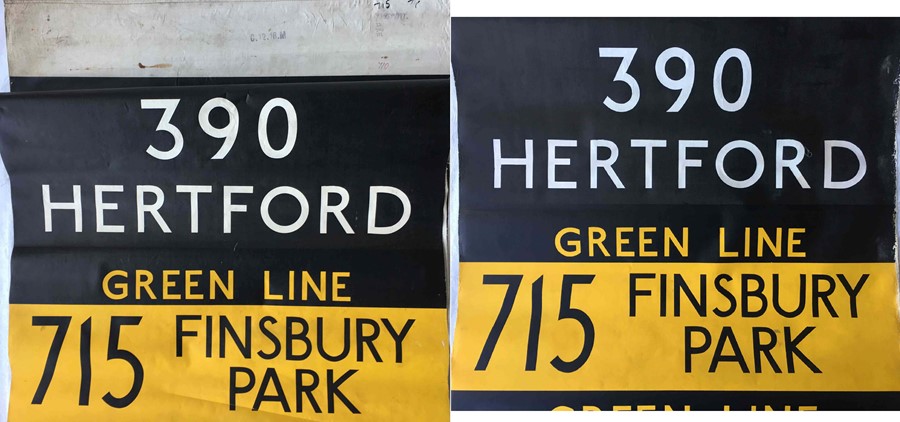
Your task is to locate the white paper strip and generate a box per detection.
[5,0,449,78]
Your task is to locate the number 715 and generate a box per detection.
[475,274,596,373]
[31,316,143,408]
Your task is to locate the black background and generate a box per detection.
[454,18,899,263]
[0,80,449,307]
[454,18,900,207]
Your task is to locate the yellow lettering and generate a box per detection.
[757,227,782,257]
[102,270,128,300]
[136,269,156,300]
[719,227,738,257]
[588,227,610,257]
[210,270,234,300]
[555,227,581,257]
[638,227,657,257]
[665,227,689,257]
[162,270,180,300]
[184,270,202,300]
[788,228,806,257]
[616,227,634,257]
[302,271,326,301]
[288,270,295,300]
[744,227,751,256]
[263,271,282,300]
[332,272,351,302]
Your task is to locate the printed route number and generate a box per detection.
[32,316,144,408]
[476,274,596,373]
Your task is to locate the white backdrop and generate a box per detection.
[0,1,13,418]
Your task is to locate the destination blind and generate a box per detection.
[0,80,450,420]
[451,18,900,411]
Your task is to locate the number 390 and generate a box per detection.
[140,97,298,160]
[599,47,752,113]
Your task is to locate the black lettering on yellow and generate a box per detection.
[629,273,654,317]
[709,326,750,373]
[257,316,281,360]
[253,367,290,412]
[713,274,736,317]
[175,315,201,357]
[684,326,820,374]
[286,317,311,361]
